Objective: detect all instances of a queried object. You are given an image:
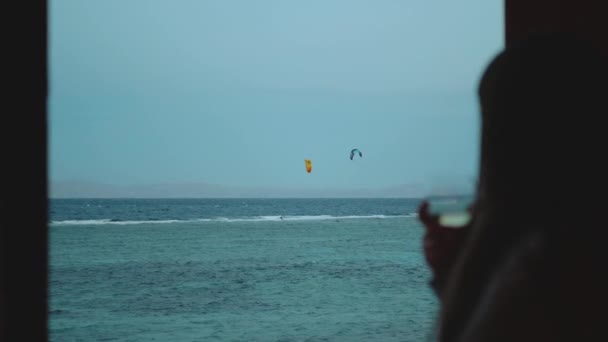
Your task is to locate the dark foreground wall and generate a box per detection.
[506,0,608,56]
[1,1,48,341]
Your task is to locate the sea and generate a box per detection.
[49,198,439,342]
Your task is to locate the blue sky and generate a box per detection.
[50,1,503,195]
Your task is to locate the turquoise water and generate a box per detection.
[50,199,439,341]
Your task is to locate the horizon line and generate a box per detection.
[49,196,426,200]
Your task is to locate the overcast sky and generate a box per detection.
[49,0,503,197]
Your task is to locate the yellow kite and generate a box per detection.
[304,159,312,173]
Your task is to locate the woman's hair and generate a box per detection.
[437,33,608,341]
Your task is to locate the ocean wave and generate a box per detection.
[50,214,415,226]
[50,219,186,225]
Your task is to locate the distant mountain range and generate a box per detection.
[50,180,432,198]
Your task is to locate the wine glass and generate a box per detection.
[425,173,476,228]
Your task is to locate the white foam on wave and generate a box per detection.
[50,219,186,225]
[52,219,113,225]
[50,214,416,226]
[193,215,414,222]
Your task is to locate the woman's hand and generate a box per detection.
[418,201,470,293]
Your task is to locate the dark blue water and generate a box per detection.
[50,198,438,341]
